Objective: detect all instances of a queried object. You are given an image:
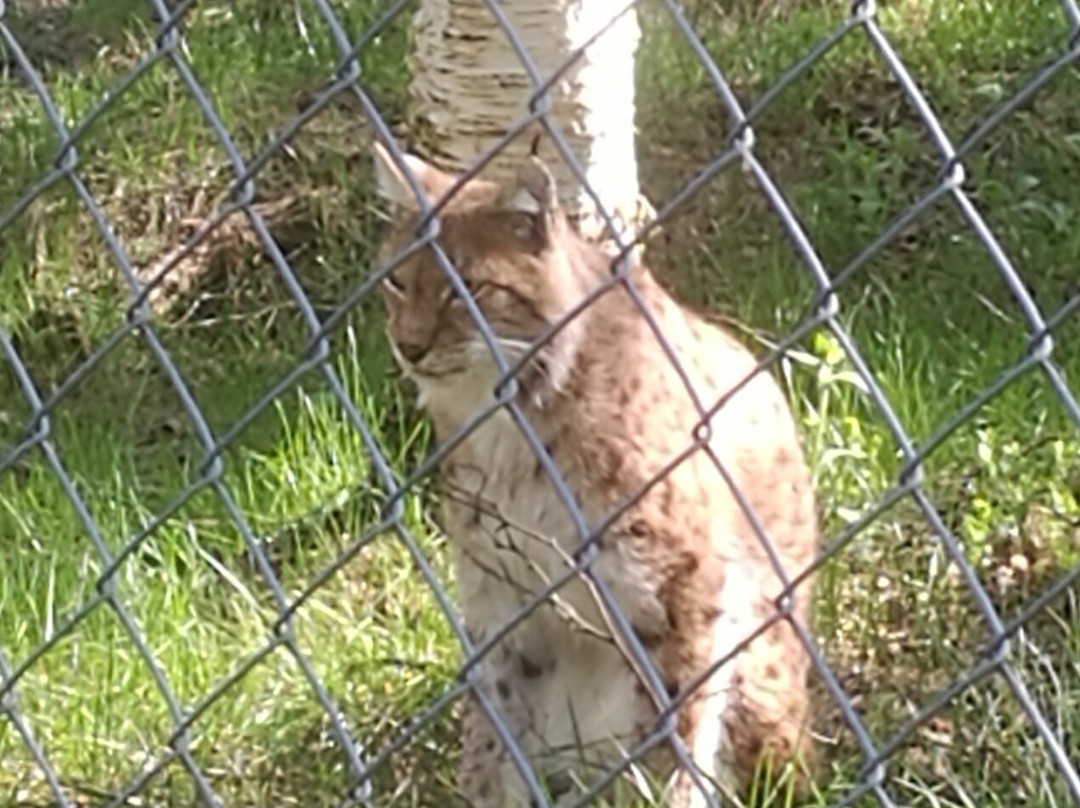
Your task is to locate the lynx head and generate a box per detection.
[372,141,599,413]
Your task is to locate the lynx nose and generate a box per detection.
[397,340,430,364]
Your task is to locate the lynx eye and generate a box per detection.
[486,286,512,307]
[442,278,486,307]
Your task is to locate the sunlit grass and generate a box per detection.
[2,0,1078,806]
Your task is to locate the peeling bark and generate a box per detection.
[409,0,642,243]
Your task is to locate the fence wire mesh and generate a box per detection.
[1,0,1079,807]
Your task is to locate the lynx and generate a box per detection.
[372,141,819,807]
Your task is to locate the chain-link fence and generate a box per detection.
[2,0,1079,806]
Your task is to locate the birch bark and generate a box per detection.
[408,0,643,242]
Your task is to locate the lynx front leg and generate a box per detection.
[459,658,549,808]
[652,600,745,808]
[459,692,533,808]
[663,690,727,808]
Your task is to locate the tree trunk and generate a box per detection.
[408,0,643,244]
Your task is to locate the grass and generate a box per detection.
[1,0,1078,806]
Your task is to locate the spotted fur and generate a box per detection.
[372,142,819,807]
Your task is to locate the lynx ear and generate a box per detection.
[372,140,451,211]
[500,156,560,248]
[504,155,558,216]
